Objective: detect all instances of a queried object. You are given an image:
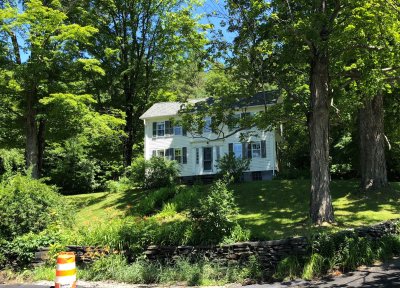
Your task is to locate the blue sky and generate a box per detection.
[18,0,235,62]
[196,0,236,43]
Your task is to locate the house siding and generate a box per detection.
[142,106,277,178]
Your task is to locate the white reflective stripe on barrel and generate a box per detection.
[55,275,77,284]
[56,262,76,270]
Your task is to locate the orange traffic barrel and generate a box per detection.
[55,252,77,288]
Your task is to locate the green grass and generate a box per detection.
[67,180,400,240]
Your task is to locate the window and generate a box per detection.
[203,117,212,133]
[152,149,165,158]
[196,148,199,164]
[251,142,261,158]
[157,122,165,136]
[174,148,182,163]
[174,126,182,135]
[233,143,242,159]
[203,147,213,171]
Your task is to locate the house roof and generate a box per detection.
[139,102,183,119]
[139,90,279,120]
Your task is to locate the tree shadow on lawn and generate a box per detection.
[69,193,109,210]
[234,179,400,240]
[101,188,148,215]
[332,181,400,228]
[234,180,311,240]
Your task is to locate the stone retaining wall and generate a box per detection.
[34,219,399,271]
[145,237,308,274]
[142,219,400,274]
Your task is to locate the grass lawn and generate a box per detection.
[67,180,400,240]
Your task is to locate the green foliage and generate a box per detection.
[44,140,100,194]
[222,224,251,244]
[127,156,179,190]
[136,186,177,215]
[274,255,302,280]
[302,253,325,280]
[216,153,250,183]
[0,227,63,267]
[0,149,24,179]
[169,185,202,212]
[78,255,262,285]
[189,179,240,244]
[0,174,73,240]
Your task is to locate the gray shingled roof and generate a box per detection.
[139,102,183,119]
[139,91,279,119]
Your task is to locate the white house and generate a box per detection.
[139,91,279,182]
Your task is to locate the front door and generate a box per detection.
[203,147,213,172]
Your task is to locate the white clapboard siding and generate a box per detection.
[142,107,277,177]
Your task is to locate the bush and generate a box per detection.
[216,153,250,183]
[189,179,240,244]
[136,186,177,215]
[127,156,179,189]
[0,174,73,240]
[170,185,202,212]
[0,227,62,267]
[44,141,101,194]
[0,149,25,179]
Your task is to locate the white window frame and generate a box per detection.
[251,142,261,158]
[156,122,165,137]
[174,148,182,163]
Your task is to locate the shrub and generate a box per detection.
[274,255,302,280]
[0,149,24,179]
[44,141,101,194]
[0,228,61,267]
[136,186,177,215]
[222,224,251,244]
[170,185,202,211]
[0,174,73,240]
[106,177,130,193]
[216,153,250,183]
[189,179,239,244]
[128,156,179,189]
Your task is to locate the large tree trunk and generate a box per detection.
[123,73,134,167]
[37,119,46,175]
[26,92,39,179]
[358,92,388,191]
[309,52,335,224]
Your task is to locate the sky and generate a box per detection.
[17,0,235,63]
[195,0,236,44]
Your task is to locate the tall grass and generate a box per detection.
[274,233,400,281]
[78,255,262,285]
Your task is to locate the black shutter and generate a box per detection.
[183,147,187,164]
[165,148,170,158]
[229,143,233,154]
[170,148,175,160]
[152,122,157,137]
[261,140,267,158]
[152,150,156,157]
[182,127,187,136]
[247,143,252,159]
[242,143,247,159]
